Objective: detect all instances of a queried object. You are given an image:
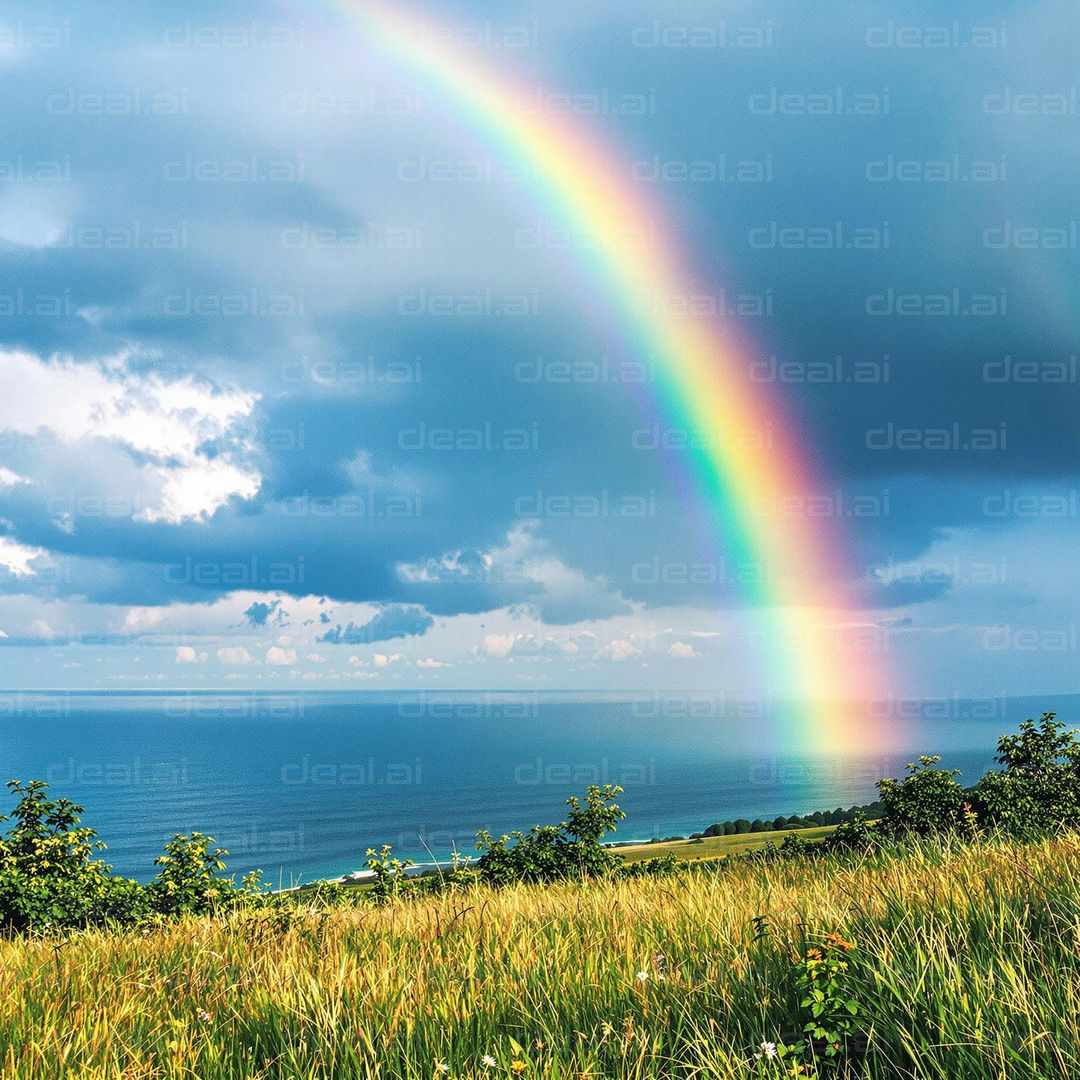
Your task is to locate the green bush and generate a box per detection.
[763,932,865,1074]
[779,831,812,857]
[363,844,416,905]
[877,756,966,835]
[147,832,239,917]
[474,785,626,884]
[0,779,145,933]
[973,713,1080,834]
[618,853,681,878]
[822,813,879,852]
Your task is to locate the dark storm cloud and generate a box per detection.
[0,0,1077,629]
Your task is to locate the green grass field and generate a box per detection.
[3,831,1078,1079]
[614,824,841,863]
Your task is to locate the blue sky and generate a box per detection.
[0,0,1076,699]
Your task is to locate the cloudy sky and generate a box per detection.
[0,0,1075,699]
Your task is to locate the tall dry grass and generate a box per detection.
[2,834,1078,1079]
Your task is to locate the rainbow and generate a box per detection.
[329,2,898,753]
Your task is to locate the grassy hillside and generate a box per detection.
[332,823,841,887]
[3,832,1078,1079]
[614,823,841,862]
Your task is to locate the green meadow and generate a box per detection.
[2,833,1079,1079]
[615,824,842,863]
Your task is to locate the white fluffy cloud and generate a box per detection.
[668,641,699,659]
[478,632,517,658]
[216,646,253,664]
[596,639,642,663]
[475,631,587,661]
[150,459,260,526]
[0,467,29,487]
[397,522,632,625]
[0,537,46,577]
[265,646,298,666]
[373,652,405,667]
[175,646,207,664]
[0,349,260,524]
[124,607,168,632]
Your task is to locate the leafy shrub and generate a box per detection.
[364,844,416,905]
[618,853,681,879]
[91,874,151,926]
[821,813,878,853]
[759,931,865,1077]
[779,831,812,858]
[973,714,1080,834]
[0,780,145,933]
[474,785,626,884]
[876,756,966,835]
[147,832,237,917]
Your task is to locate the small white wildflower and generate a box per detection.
[635,970,650,982]
[759,1041,778,1060]
[435,1063,450,1075]
[482,1056,497,1069]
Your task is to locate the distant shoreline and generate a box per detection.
[304,798,885,888]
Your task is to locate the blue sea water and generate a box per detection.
[0,689,1070,884]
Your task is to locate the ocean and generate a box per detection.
[1,689,1067,884]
